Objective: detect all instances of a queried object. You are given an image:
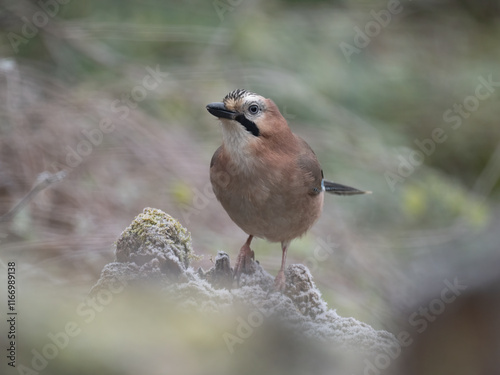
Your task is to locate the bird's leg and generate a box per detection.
[233,235,255,283]
[273,241,289,292]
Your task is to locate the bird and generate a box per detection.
[206,89,370,291]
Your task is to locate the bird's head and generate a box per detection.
[206,89,289,146]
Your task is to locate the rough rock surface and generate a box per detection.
[91,207,397,368]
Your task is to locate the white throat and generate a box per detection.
[220,120,258,174]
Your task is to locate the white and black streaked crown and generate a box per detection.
[223,89,256,104]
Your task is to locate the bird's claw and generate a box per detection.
[233,240,255,285]
[273,270,286,292]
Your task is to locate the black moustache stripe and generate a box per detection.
[235,114,260,137]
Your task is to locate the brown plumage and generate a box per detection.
[206,89,369,291]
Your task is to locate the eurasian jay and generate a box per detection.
[207,89,369,291]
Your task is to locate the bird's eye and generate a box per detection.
[248,104,259,114]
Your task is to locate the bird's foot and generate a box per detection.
[233,238,255,284]
[273,270,286,292]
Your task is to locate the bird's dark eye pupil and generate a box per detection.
[249,105,259,114]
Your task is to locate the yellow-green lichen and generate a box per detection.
[116,207,194,267]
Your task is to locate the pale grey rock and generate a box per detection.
[91,207,398,373]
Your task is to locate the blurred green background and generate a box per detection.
[0,0,499,373]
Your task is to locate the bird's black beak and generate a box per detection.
[206,102,236,120]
